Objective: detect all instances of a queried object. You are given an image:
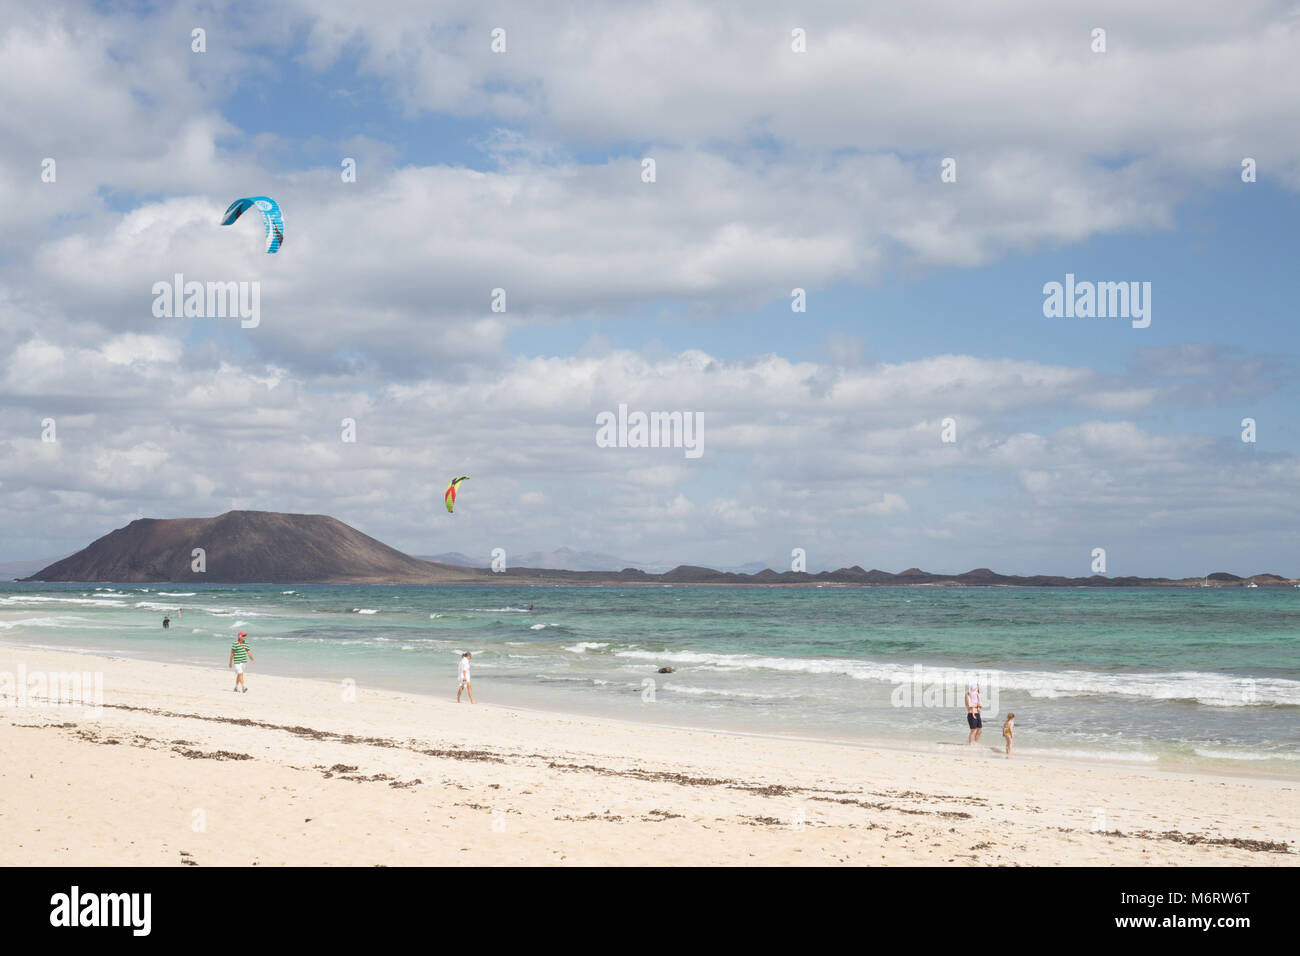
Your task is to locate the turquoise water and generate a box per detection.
[1,582,1297,772]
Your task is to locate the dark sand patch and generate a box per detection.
[1078,827,1289,854]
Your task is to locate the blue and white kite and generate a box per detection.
[220,196,284,253]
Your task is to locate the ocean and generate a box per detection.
[2,581,1296,773]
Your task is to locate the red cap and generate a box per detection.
[237,632,247,637]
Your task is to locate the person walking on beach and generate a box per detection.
[162,615,170,630]
[229,631,254,693]
[457,651,473,704]
[1002,713,1015,756]
[965,683,983,744]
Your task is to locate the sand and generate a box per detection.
[0,645,1295,866]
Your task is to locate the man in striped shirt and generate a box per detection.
[229,631,254,693]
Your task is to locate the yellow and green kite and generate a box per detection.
[445,475,469,513]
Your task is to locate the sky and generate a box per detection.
[1,0,1298,576]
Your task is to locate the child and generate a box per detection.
[1002,712,1015,756]
[457,651,473,704]
[229,631,254,693]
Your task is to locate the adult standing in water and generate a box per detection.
[965,683,983,745]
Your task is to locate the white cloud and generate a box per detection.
[1,1,1298,577]
[1,338,1295,572]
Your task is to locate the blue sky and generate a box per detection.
[211,31,1299,415]
[1,1,1298,576]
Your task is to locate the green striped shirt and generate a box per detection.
[231,641,249,663]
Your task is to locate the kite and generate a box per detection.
[445,475,469,513]
[220,196,284,253]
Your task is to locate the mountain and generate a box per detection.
[489,564,1296,588]
[21,511,1297,587]
[719,561,775,574]
[0,556,69,580]
[422,546,651,572]
[25,511,478,584]
[422,551,487,568]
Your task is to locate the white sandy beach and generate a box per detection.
[0,645,1295,866]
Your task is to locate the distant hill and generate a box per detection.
[26,511,478,584]
[423,546,652,572]
[20,511,1296,587]
[488,564,1297,588]
[424,547,776,574]
[421,551,486,568]
[0,556,68,580]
